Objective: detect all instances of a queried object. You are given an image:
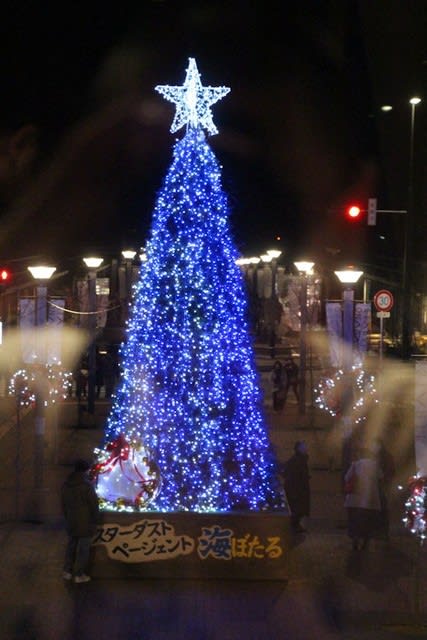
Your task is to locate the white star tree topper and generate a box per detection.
[155,58,230,136]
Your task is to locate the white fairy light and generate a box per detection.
[155,57,230,135]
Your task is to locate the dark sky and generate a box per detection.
[0,1,425,277]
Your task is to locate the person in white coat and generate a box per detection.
[343,447,383,550]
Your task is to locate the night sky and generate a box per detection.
[0,1,425,280]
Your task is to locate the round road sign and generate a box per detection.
[373,289,394,312]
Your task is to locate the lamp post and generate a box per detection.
[334,267,364,372]
[27,266,57,359]
[259,250,282,354]
[401,96,422,359]
[121,249,137,322]
[334,267,363,477]
[294,261,315,416]
[83,257,103,416]
[381,97,422,357]
[27,264,56,520]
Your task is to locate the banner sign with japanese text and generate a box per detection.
[92,511,290,580]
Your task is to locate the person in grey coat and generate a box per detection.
[61,459,99,583]
[344,447,383,551]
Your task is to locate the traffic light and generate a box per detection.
[346,204,362,220]
[367,198,377,226]
[0,269,10,283]
[0,269,12,291]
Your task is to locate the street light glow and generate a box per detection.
[27,266,56,280]
[122,250,137,260]
[294,261,314,275]
[409,97,421,105]
[266,249,281,259]
[83,257,103,269]
[334,267,363,284]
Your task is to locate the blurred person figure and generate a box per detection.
[344,446,382,551]
[269,326,276,359]
[103,350,118,399]
[61,458,99,583]
[95,351,105,399]
[283,356,299,403]
[372,437,396,539]
[282,440,310,533]
[75,357,89,400]
[271,360,285,412]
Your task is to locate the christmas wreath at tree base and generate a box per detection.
[90,510,291,581]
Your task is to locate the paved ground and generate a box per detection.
[0,350,426,638]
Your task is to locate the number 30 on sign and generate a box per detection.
[373,289,394,313]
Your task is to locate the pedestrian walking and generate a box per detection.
[372,437,395,539]
[283,356,299,402]
[343,446,383,550]
[271,360,286,412]
[75,357,88,400]
[95,351,105,399]
[282,440,311,533]
[61,459,99,583]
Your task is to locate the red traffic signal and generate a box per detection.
[346,205,362,220]
[0,269,11,283]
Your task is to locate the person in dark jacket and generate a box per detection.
[282,440,311,533]
[283,356,300,402]
[372,437,395,540]
[271,360,285,412]
[61,459,99,583]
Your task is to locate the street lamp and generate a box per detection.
[401,96,422,358]
[27,265,57,328]
[334,267,364,475]
[27,264,56,521]
[266,249,281,260]
[294,261,315,416]
[334,267,363,372]
[121,249,137,321]
[83,256,103,415]
[260,251,282,354]
[122,250,137,261]
[27,265,57,365]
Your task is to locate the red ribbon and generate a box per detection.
[92,434,131,477]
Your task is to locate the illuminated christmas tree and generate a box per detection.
[94,59,283,513]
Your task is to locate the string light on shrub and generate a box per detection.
[314,366,378,422]
[9,369,35,407]
[402,474,427,543]
[9,362,72,407]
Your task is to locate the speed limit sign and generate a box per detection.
[373,289,394,312]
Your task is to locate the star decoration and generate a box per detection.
[155,58,230,136]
